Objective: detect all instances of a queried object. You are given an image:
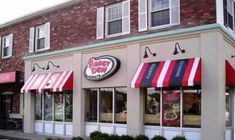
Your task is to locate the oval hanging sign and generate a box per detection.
[84,55,121,81]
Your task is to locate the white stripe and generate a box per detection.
[157,60,171,87]
[53,72,67,92]
[59,71,72,91]
[38,73,52,93]
[25,74,39,93]
[188,58,200,86]
[21,74,34,93]
[131,63,144,88]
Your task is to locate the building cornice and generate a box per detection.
[23,23,235,60]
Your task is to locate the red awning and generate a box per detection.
[131,58,201,88]
[21,71,73,93]
[226,61,235,86]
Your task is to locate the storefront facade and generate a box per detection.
[22,25,235,140]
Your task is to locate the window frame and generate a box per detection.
[105,2,124,38]
[34,24,48,52]
[224,0,235,33]
[149,0,171,29]
[1,34,12,59]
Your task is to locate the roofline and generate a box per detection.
[0,0,81,29]
[23,23,235,60]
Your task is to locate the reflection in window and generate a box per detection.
[226,90,232,127]
[162,90,180,127]
[145,88,160,125]
[35,93,42,120]
[115,88,127,124]
[100,88,113,123]
[183,90,201,128]
[44,92,52,121]
[54,93,64,121]
[86,89,98,122]
[65,91,73,122]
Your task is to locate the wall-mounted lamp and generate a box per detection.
[231,55,235,58]
[143,47,156,58]
[46,61,60,70]
[173,42,185,55]
[32,63,45,72]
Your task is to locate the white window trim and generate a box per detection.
[105,2,124,38]
[35,24,49,52]
[148,0,179,30]
[1,34,12,59]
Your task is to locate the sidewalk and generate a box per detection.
[0,130,52,140]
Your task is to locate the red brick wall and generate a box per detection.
[0,0,216,82]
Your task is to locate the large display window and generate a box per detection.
[226,88,233,127]
[85,87,127,124]
[34,91,73,122]
[144,88,201,128]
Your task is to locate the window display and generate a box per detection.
[115,88,127,124]
[145,88,160,125]
[162,90,180,127]
[226,89,232,127]
[86,89,98,122]
[183,90,201,128]
[44,92,53,121]
[35,93,42,120]
[65,91,73,122]
[54,93,64,121]
[100,88,113,123]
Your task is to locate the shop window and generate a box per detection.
[144,88,160,125]
[54,93,64,122]
[100,88,113,123]
[115,88,127,124]
[35,93,42,120]
[226,90,233,127]
[29,22,50,53]
[85,87,127,124]
[44,91,53,121]
[86,89,98,122]
[1,34,13,59]
[12,94,20,113]
[183,90,201,128]
[65,91,73,122]
[162,90,181,127]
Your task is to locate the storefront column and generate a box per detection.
[72,53,85,137]
[23,61,35,133]
[127,43,144,136]
[200,31,226,140]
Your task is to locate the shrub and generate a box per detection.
[172,136,187,140]
[151,135,166,140]
[45,138,53,140]
[90,131,103,140]
[109,135,120,140]
[135,135,149,140]
[72,136,84,140]
[120,135,134,140]
[55,138,64,140]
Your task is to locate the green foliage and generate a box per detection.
[45,137,53,140]
[151,135,167,140]
[119,135,134,140]
[72,136,84,140]
[135,135,149,140]
[172,136,187,140]
[90,131,103,140]
[55,138,64,140]
[109,135,120,140]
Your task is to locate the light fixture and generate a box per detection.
[46,61,60,70]
[173,42,185,55]
[32,63,45,72]
[231,55,235,58]
[143,47,156,58]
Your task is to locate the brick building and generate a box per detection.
[0,0,234,140]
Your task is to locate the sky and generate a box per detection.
[0,0,70,25]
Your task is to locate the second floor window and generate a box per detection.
[96,0,130,39]
[29,22,50,53]
[224,0,235,32]
[1,34,13,58]
[138,0,180,31]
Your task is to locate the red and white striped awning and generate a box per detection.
[131,58,201,88]
[21,71,73,93]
